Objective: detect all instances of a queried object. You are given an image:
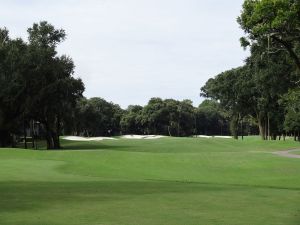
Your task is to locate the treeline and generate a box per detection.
[2,0,300,149]
[201,0,300,141]
[0,22,233,150]
[68,97,233,138]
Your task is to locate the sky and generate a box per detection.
[1,0,249,108]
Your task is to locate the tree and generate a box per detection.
[177,100,195,136]
[25,22,84,149]
[75,97,123,137]
[120,98,197,137]
[164,99,180,136]
[0,29,28,147]
[201,43,296,140]
[120,105,144,134]
[246,43,296,139]
[142,98,169,135]
[281,88,300,140]
[201,67,249,139]
[195,100,229,136]
[238,0,300,73]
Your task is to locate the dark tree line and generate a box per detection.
[72,97,231,138]
[71,97,123,137]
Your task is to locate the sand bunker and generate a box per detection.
[273,149,300,159]
[121,135,165,140]
[195,135,212,138]
[63,136,116,141]
[195,135,232,139]
[214,136,232,139]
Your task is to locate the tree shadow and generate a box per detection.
[61,140,132,151]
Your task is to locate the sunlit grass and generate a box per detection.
[0,137,299,225]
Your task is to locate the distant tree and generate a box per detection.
[201,67,247,139]
[177,100,195,136]
[281,88,300,140]
[195,100,229,136]
[120,105,144,134]
[164,99,180,136]
[75,97,123,136]
[142,98,169,135]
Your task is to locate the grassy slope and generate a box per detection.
[0,137,300,225]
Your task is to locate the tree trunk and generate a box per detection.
[168,126,172,137]
[30,120,35,149]
[264,119,268,141]
[230,115,239,140]
[257,114,266,140]
[267,114,270,141]
[11,134,16,148]
[240,117,244,140]
[23,121,27,149]
[55,116,61,149]
[52,132,60,149]
[45,117,61,150]
[46,131,54,149]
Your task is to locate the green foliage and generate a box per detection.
[0,22,84,149]
[201,40,296,139]
[281,88,300,134]
[195,100,229,136]
[120,105,144,134]
[120,98,196,137]
[75,97,123,136]
[238,0,300,70]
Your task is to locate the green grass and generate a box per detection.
[0,137,300,225]
[294,150,300,155]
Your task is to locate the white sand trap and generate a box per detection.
[121,135,165,140]
[63,136,116,141]
[194,135,212,138]
[273,149,300,159]
[214,136,232,139]
[195,135,232,139]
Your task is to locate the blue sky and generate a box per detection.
[1,0,249,108]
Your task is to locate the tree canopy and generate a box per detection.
[0,22,84,149]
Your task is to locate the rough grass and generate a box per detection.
[0,137,300,225]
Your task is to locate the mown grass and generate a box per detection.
[294,150,300,155]
[0,137,300,225]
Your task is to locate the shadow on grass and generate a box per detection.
[1,180,299,214]
[61,140,132,151]
[0,180,250,213]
